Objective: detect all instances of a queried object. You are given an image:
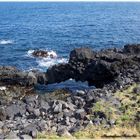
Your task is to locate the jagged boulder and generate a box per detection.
[69,47,95,63]
[123,44,140,55]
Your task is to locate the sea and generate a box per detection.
[0,2,140,90]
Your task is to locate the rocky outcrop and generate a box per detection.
[47,44,140,87]
[32,50,49,58]
[32,50,56,58]
[0,67,47,86]
[123,44,140,55]
[0,44,140,88]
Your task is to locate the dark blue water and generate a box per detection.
[0,2,140,71]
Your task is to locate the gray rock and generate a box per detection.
[39,99,50,112]
[33,109,40,117]
[23,124,38,138]
[57,112,64,121]
[123,44,140,55]
[72,96,85,108]
[70,117,77,123]
[20,134,32,139]
[53,102,62,113]
[75,109,86,119]
[63,110,73,117]
[65,117,70,126]
[5,131,19,139]
[67,102,75,111]
[27,71,37,85]
[23,95,38,106]
[0,134,4,139]
[75,90,85,96]
[57,128,72,137]
[109,119,115,126]
[6,104,26,119]
[69,125,81,133]
[26,106,34,114]
[37,120,48,131]
[0,107,6,121]
[51,126,57,132]
[0,121,4,128]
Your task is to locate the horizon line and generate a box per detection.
[0,0,140,2]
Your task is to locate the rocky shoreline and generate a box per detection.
[0,44,140,139]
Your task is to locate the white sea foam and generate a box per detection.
[27,49,68,68]
[37,57,68,68]
[27,50,35,57]
[47,50,57,58]
[0,40,13,45]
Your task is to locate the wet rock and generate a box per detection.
[32,50,49,58]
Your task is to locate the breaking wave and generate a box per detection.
[27,49,68,69]
[37,57,68,68]
[0,40,14,45]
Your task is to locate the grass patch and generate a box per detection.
[37,132,74,140]
[114,84,140,125]
[73,125,140,138]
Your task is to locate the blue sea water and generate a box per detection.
[0,2,140,72]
